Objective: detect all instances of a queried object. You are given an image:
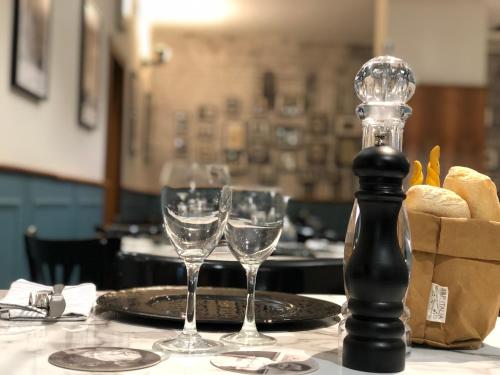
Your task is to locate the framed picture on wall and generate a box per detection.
[11,0,53,99]
[126,72,138,157]
[247,118,271,139]
[277,94,304,117]
[485,147,499,171]
[226,97,241,117]
[198,105,217,123]
[258,165,278,186]
[306,143,328,165]
[275,125,301,150]
[247,144,270,164]
[174,136,188,158]
[78,0,103,129]
[224,121,246,151]
[336,137,360,167]
[196,143,217,163]
[142,93,153,164]
[279,152,297,173]
[224,150,247,176]
[335,115,361,137]
[309,113,329,135]
[198,122,215,138]
[174,111,189,134]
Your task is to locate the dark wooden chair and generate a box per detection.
[24,227,121,290]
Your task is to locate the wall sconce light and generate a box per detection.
[142,44,173,67]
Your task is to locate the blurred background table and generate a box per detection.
[117,237,345,294]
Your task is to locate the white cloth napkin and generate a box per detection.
[0,279,96,321]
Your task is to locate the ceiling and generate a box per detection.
[140,0,374,45]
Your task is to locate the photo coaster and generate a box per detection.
[48,346,161,372]
[211,349,318,374]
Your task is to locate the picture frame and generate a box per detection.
[247,143,270,164]
[336,167,356,201]
[226,97,241,117]
[196,143,217,163]
[174,111,189,134]
[142,93,153,164]
[78,0,103,129]
[336,137,360,167]
[126,72,138,157]
[198,122,215,139]
[334,115,361,137]
[306,143,328,166]
[305,72,317,112]
[247,118,271,140]
[257,165,278,186]
[277,94,304,117]
[11,0,53,100]
[262,71,276,110]
[298,168,317,197]
[275,125,301,150]
[224,121,246,151]
[173,136,188,158]
[485,147,499,171]
[309,113,329,135]
[247,118,271,164]
[198,105,217,123]
[252,96,269,115]
[224,150,247,176]
[279,152,297,173]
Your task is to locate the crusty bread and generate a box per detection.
[406,185,471,218]
[443,166,500,221]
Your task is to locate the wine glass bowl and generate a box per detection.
[155,163,231,355]
[221,187,286,346]
[163,186,230,262]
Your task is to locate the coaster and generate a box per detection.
[211,349,318,374]
[48,347,161,372]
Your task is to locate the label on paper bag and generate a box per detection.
[426,283,448,323]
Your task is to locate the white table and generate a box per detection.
[0,293,498,374]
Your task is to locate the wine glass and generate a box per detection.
[221,187,287,346]
[155,162,231,354]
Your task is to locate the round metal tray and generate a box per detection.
[97,286,340,325]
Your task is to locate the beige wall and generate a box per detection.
[0,0,123,183]
[386,0,488,86]
[129,30,370,199]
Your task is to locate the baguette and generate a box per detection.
[443,166,500,221]
[406,185,471,219]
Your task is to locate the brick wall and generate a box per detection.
[143,30,371,201]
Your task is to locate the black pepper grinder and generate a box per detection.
[343,145,410,373]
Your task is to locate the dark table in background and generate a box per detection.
[116,243,344,294]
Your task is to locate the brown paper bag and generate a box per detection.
[407,211,500,349]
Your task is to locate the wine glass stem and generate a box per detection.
[183,261,202,336]
[241,264,259,333]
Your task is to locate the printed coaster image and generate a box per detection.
[48,347,161,372]
[211,349,318,374]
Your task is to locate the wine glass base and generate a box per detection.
[153,333,224,355]
[221,331,276,347]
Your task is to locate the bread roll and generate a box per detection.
[406,185,471,218]
[443,166,500,221]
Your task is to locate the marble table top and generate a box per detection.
[0,292,498,374]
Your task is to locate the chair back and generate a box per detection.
[24,228,120,289]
